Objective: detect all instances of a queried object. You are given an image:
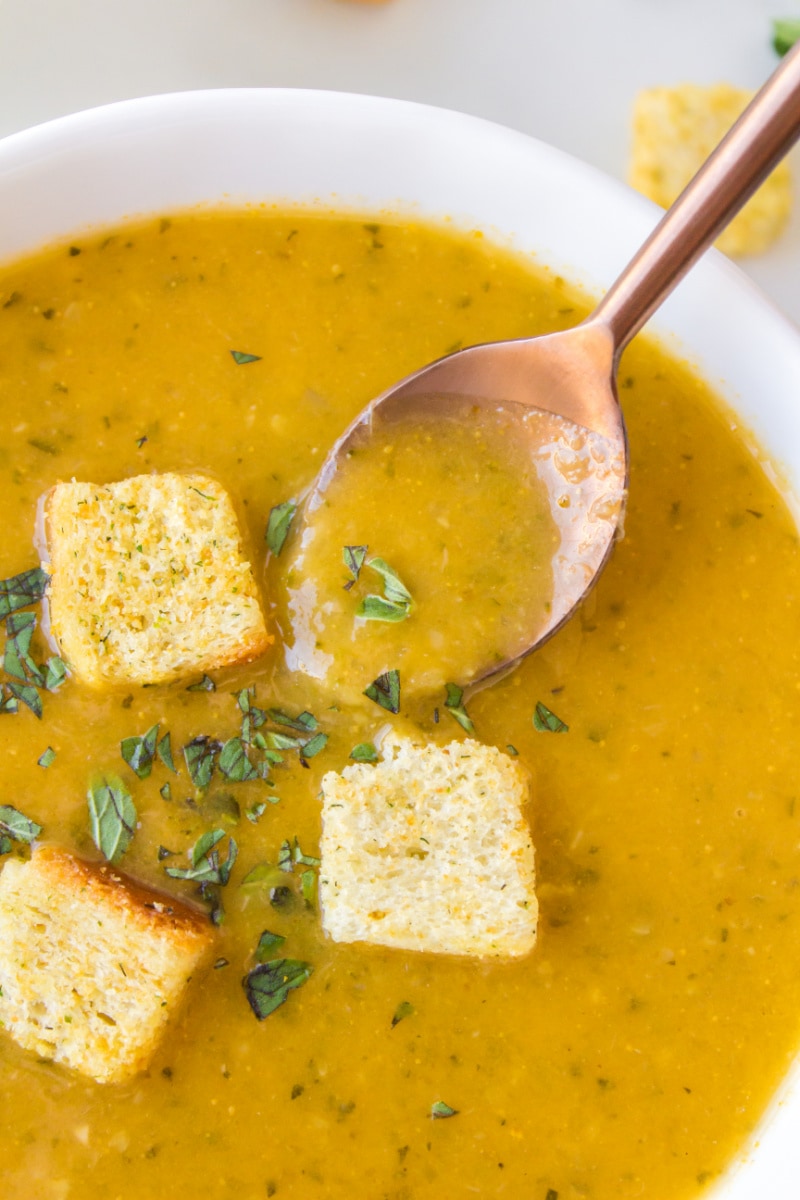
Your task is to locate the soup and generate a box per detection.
[1,211,800,1200]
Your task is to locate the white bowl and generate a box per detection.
[0,88,798,1197]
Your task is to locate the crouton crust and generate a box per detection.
[0,845,214,1084]
[43,472,272,688]
[319,734,537,958]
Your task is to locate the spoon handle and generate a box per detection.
[592,40,800,354]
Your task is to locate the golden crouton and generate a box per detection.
[629,84,792,257]
[0,846,214,1084]
[319,735,537,958]
[43,472,271,688]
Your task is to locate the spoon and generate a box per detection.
[306,40,800,689]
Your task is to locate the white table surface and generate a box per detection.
[0,0,797,325]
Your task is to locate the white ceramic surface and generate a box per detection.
[0,87,798,1197]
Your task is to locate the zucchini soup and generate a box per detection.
[1,210,800,1200]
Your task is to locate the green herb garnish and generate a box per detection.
[243,958,313,1020]
[0,803,42,844]
[87,776,137,862]
[165,828,238,886]
[247,801,268,823]
[443,683,474,734]
[300,731,328,760]
[278,839,293,872]
[157,731,177,772]
[364,669,401,714]
[300,869,316,904]
[292,838,320,867]
[343,544,368,589]
[773,17,800,55]
[183,735,221,789]
[267,707,318,733]
[121,723,159,779]
[37,747,56,769]
[219,737,260,782]
[0,567,49,620]
[357,557,413,622]
[266,500,297,557]
[255,929,287,959]
[391,1000,415,1027]
[7,682,43,718]
[431,1100,458,1119]
[4,611,44,686]
[533,702,569,733]
[186,673,216,692]
[350,742,378,763]
[230,349,262,365]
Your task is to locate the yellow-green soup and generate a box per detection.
[0,211,799,1200]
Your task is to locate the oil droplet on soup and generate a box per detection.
[275,400,625,695]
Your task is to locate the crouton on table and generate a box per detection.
[629,83,792,257]
[0,845,214,1084]
[320,735,538,958]
[43,472,271,688]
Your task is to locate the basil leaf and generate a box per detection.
[183,736,220,789]
[87,776,137,862]
[192,828,226,865]
[219,737,259,782]
[391,1000,415,1028]
[186,673,216,692]
[43,656,67,691]
[357,595,410,622]
[0,686,19,714]
[300,869,316,904]
[166,830,237,886]
[0,567,49,621]
[444,683,475,734]
[300,731,328,760]
[160,782,172,802]
[8,682,42,718]
[506,744,519,756]
[0,834,12,855]
[231,349,262,365]
[37,747,56,769]
[774,17,800,55]
[255,929,286,959]
[533,702,569,733]
[266,500,297,557]
[121,723,159,779]
[4,611,45,686]
[0,803,42,844]
[431,1100,458,1119]
[350,742,378,763]
[364,669,401,714]
[157,731,177,773]
[247,801,267,823]
[267,707,317,733]
[292,838,320,867]
[343,544,368,589]
[367,557,412,606]
[278,839,294,872]
[242,959,313,1020]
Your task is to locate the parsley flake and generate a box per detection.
[431,1100,458,1120]
[87,776,137,863]
[350,742,378,763]
[230,349,262,365]
[364,669,401,714]
[243,959,313,1020]
[37,746,56,769]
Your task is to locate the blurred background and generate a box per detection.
[0,0,797,323]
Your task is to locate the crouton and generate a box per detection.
[629,84,792,257]
[43,472,271,687]
[319,735,537,957]
[0,845,214,1084]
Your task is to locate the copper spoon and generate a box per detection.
[309,40,800,687]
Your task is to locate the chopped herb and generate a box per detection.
[506,744,519,756]
[358,594,410,622]
[157,731,177,773]
[246,801,268,823]
[37,747,56,769]
[4,611,44,685]
[266,500,297,557]
[367,558,412,605]
[186,673,216,692]
[268,707,317,733]
[278,839,293,872]
[219,737,260,782]
[431,1100,458,1119]
[87,776,137,862]
[0,834,11,855]
[533,702,569,733]
[350,742,378,763]
[242,959,313,1020]
[0,687,18,715]
[255,930,287,959]
[157,845,176,860]
[774,17,800,55]
[268,730,304,752]
[300,869,316,904]
[300,731,328,760]
[160,782,172,802]
[443,683,474,734]
[364,669,401,714]
[292,838,320,867]
[183,736,221,789]
[43,656,67,691]
[165,829,238,886]
[136,435,148,449]
[8,682,43,719]
[230,349,262,365]
[343,544,368,589]
[0,804,42,844]
[391,1000,415,1028]
[120,723,159,779]
[241,862,287,890]
[0,567,49,620]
